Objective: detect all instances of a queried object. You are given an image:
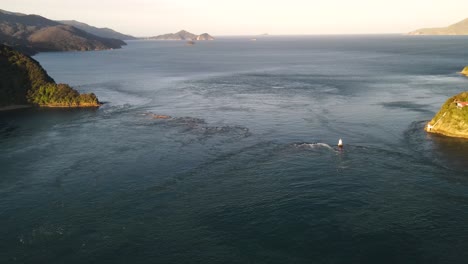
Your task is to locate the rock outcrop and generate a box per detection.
[425,91,468,138]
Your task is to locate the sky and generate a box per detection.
[2,0,468,37]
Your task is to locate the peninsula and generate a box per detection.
[149,30,214,41]
[0,44,100,110]
[409,17,468,35]
[425,91,468,138]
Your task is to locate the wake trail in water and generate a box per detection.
[293,142,338,152]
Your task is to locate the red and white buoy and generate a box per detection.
[338,138,343,148]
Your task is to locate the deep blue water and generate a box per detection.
[1,36,468,263]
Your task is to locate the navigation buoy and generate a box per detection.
[338,138,343,148]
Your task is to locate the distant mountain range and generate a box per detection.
[0,9,131,54]
[0,9,217,54]
[59,20,136,40]
[150,30,214,40]
[409,18,468,35]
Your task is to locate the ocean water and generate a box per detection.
[1,35,468,263]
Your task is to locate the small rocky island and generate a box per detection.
[0,44,100,110]
[425,91,468,138]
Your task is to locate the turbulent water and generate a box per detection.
[1,36,468,263]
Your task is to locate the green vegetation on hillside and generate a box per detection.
[0,44,53,106]
[27,83,99,107]
[426,92,468,138]
[0,44,100,108]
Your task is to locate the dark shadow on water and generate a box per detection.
[0,107,100,140]
[403,120,468,174]
[380,101,435,114]
[0,106,100,118]
[428,133,468,171]
[349,231,430,264]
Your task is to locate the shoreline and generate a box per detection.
[38,104,101,108]
[426,131,468,139]
[425,125,468,139]
[0,104,102,111]
[0,105,32,111]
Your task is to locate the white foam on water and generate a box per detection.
[295,142,336,151]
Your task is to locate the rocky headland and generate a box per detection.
[0,44,100,110]
[425,91,468,138]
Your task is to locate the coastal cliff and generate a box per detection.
[0,44,100,109]
[425,91,468,138]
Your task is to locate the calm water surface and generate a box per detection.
[1,36,468,263]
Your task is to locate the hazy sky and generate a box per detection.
[2,0,468,36]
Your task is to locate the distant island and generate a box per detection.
[425,91,468,138]
[0,44,100,110]
[0,9,128,55]
[149,30,214,41]
[409,18,468,35]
